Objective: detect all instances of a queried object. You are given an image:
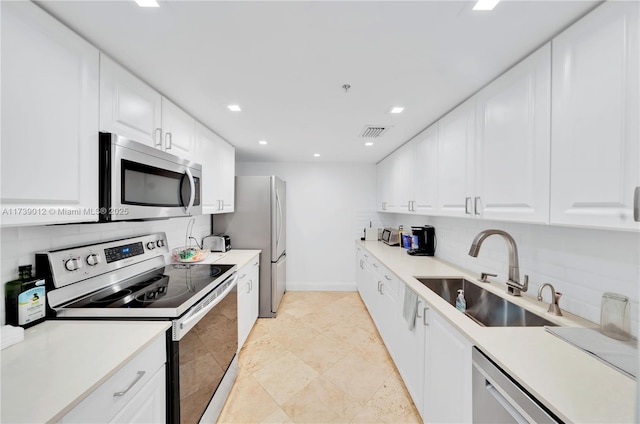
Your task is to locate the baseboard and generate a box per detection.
[285,281,357,291]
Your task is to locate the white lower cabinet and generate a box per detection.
[423,309,473,423]
[57,334,166,424]
[356,245,473,424]
[237,255,260,349]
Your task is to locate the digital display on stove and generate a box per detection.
[104,242,144,263]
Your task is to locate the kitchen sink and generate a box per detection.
[416,277,557,327]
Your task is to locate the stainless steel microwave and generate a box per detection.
[99,132,202,222]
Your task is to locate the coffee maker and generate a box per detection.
[407,225,436,256]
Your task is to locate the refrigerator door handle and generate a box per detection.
[276,190,283,252]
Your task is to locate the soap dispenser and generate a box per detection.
[456,289,466,312]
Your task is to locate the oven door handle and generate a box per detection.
[184,168,196,215]
[178,273,238,333]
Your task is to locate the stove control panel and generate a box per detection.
[36,232,169,289]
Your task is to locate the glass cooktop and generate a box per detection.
[64,263,235,310]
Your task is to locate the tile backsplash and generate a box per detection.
[0,215,211,325]
[379,213,640,337]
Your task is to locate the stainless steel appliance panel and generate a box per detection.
[99,132,202,221]
[271,176,286,262]
[272,253,286,312]
[472,348,560,423]
[170,274,238,424]
[213,176,286,318]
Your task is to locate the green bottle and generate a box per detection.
[5,265,46,328]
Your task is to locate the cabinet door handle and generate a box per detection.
[113,371,145,397]
[634,187,640,222]
[465,197,472,215]
[246,281,251,294]
[423,307,430,326]
[380,282,384,295]
[377,281,381,293]
[416,300,422,318]
[373,263,379,268]
[474,197,481,215]
[165,132,173,150]
[239,274,247,279]
[384,275,392,281]
[154,128,163,148]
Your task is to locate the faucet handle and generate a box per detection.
[478,272,497,283]
[522,274,529,292]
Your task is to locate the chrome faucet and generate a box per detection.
[537,283,563,316]
[468,229,528,296]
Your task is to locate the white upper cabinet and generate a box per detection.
[195,122,235,214]
[161,98,196,162]
[550,1,640,230]
[1,1,99,226]
[411,124,439,215]
[474,43,551,224]
[376,155,396,212]
[100,57,196,162]
[99,55,162,147]
[437,98,476,217]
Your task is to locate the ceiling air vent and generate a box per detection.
[359,125,389,138]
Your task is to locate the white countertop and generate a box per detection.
[170,249,261,268]
[357,240,637,424]
[0,320,171,424]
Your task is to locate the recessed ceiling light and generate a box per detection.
[473,0,500,11]
[390,107,405,114]
[365,142,374,147]
[258,140,267,145]
[134,0,159,7]
[313,153,320,157]
[227,104,242,112]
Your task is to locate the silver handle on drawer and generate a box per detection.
[485,382,528,423]
[384,275,392,281]
[113,371,145,397]
[634,187,640,222]
[373,263,379,268]
[239,274,247,279]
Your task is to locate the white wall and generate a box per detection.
[235,162,379,291]
[379,213,640,336]
[0,215,211,325]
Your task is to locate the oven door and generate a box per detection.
[100,132,202,221]
[168,273,238,424]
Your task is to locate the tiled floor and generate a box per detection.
[217,291,421,424]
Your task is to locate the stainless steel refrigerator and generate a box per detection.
[213,176,286,317]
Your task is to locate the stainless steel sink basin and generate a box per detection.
[416,277,557,327]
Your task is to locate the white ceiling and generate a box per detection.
[36,0,599,164]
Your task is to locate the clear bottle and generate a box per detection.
[5,265,47,328]
[456,289,466,312]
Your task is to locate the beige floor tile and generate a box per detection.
[289,332,354,373]
[325,318,372,349]
[261,406,294,423]
[322,348,394,405]
[283,376,364,422]
[253,350,319,404]
[218,291,420,424]
[362,371,421,424]
[239,331,289,374]
[216,374,280,423]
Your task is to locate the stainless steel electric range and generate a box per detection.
[36,232,238,424]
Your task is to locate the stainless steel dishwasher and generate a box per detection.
[472,348,562,423]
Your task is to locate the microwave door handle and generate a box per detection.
[184,168,196,215]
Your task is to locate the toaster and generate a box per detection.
[381,228,400,246]
[202,234,231,252]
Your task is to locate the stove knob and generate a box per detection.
[64,258,82,272]
[86,254,101,266]
[156,239,166,248]
[147,241,156,250]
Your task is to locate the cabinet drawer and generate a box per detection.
[58,334,166,423]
